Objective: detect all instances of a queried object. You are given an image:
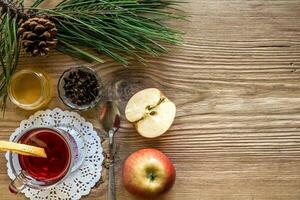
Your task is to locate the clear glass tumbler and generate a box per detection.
[8,127,79,193]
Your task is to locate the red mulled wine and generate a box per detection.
[18,128,71,182]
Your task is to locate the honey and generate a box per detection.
[11,73,42,104]
[8,69,52,110]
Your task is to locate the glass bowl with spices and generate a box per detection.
[58,66,103,111]
[8,68,53,110]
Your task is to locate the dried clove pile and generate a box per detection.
[63,69,100,106]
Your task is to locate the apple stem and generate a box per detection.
[148,172,156,181]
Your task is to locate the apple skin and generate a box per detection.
[123,148,176,199]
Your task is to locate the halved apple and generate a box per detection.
[125,88,176,138]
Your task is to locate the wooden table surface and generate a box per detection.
[1,0,300,199]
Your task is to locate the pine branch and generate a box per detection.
[0,10,20,113]
[33,0,185,65]
[0,0,25,18]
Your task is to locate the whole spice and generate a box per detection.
[63,69,100,107]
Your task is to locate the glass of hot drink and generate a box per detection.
[8,127,81,193]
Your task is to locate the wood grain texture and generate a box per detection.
[1,0,300,199]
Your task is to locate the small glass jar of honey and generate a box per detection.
[8,69,52,110]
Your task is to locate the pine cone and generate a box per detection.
[18,15,57,57]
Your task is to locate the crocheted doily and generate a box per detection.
[5,108,104,200]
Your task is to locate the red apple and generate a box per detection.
[123,148,176,199]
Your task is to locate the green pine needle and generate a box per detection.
[0,9,21,113]
[32,0,185,65]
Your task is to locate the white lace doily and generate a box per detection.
[5,108,104,200]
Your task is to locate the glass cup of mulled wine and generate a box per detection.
[8,127,83,193]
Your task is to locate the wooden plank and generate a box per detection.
[1,0,300,199]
